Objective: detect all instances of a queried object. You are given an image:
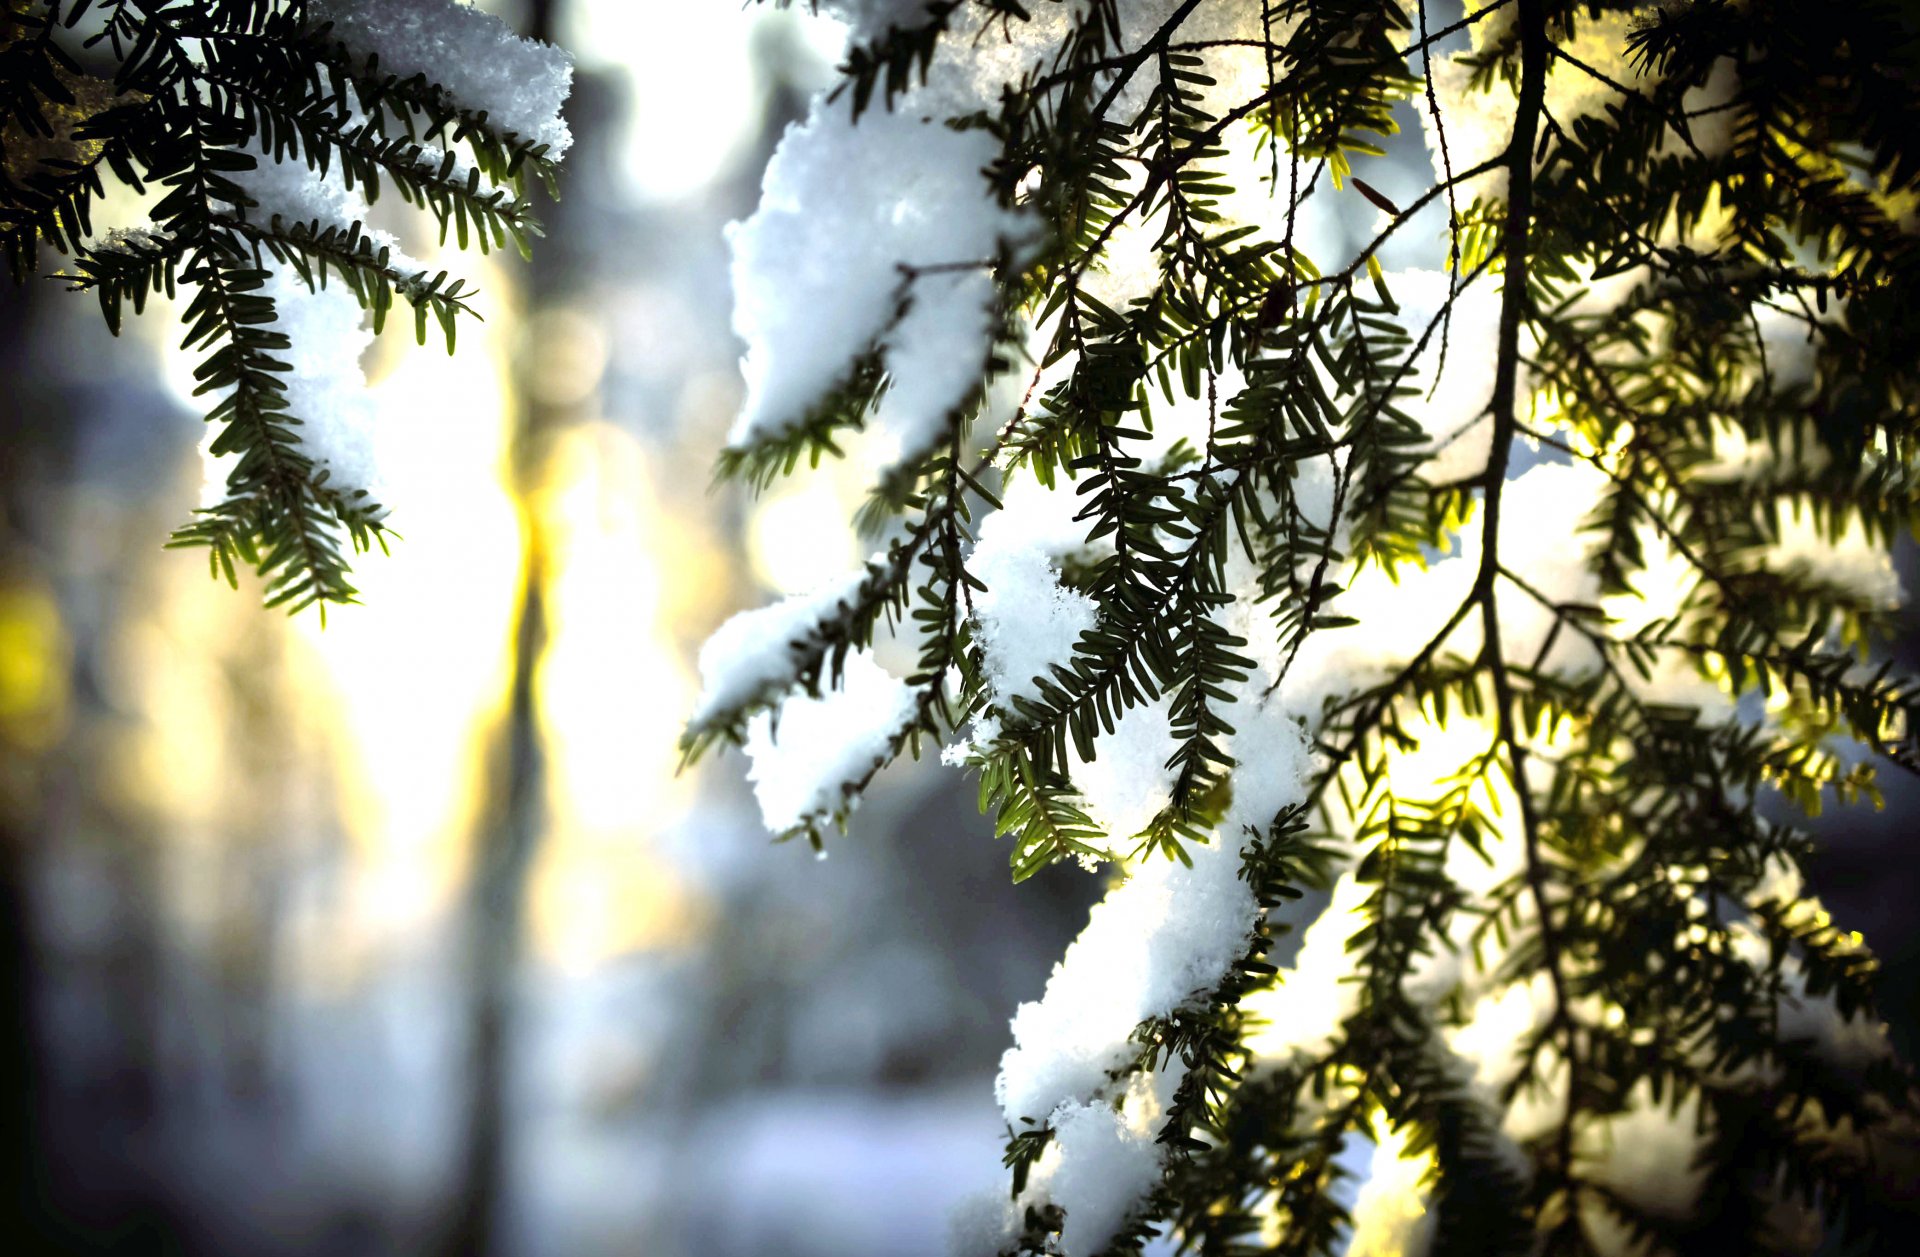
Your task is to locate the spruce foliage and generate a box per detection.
[688,1,1920,1252]
[1,0,559,614]
[8,0,1920,1249]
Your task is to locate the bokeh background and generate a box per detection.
[1,3,1914,1255]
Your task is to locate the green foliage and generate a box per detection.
[692,0,1920,1252]
[1,0,559,614]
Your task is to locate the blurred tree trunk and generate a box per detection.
[0,272,176,1257]
[436,2,563,1254]
[1,261,57,1253]
[438,528,548,1257]
[0,682,40,1244]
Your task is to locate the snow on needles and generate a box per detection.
[957,1070,1179,1257]
[995,697,1313,1125]
[194,155,400,505]
[191,3,574,511]
[690,567,871,730]
[744,651,918,834]
[966,474,1106,711]
[694,566,925,835]
[996,835,1258,1126]
[698,1,1910,1250]
[725,97,1033,463]
[311,0,574,156]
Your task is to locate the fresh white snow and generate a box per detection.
[312,0,574,155]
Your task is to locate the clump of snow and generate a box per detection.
[1575,1081,1709,1225]
[312,0,574,156]
[1753,305,1821,389]
[1679,57,1742,157]
[726,97,1032,454]
[971,548,1097,710]
[237,137,384,237]
[1242,872,1373,1065]
[1126,361,1249,470]
[1263,528,1487,718]
[197,154,411,506]
[1445,972,1561,1104]
[983,679,1311,1244]
[986,471,1113,563]
[867,267,1001,469]
[955,1069,1178,1257]
[1761,507,1904,609]
[967,474,1107,709]
[93,225,172,254]
[1543,9,1662,131]
[1221,687,1317,835]
[1419,50,1515,201]
[996,833,1261,1125]
[1070,696,1181,842]
[904,1,1281,121]
[736,3,1294,472]
[1081,185,1169,312]
[1750,852,1804,906]
[196,262,381,507]
[945,1187,1019,1257]
[1496,460,1613,672]
[824,0,947,41]
[264,268,382,495]
[742,651,918,833]
[690,566,871,729]
[1727,919,1891,1075]
[1697,419,1829,484]
[1045,1081,1170,1257]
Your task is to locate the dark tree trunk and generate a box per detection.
[435,3,564,1254]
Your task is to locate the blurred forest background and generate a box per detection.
[0,3,1913,1255]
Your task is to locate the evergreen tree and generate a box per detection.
[7,0,1920,1253]
[1,0,568,613]
[685,2,1920,1253]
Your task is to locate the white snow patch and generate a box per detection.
[726,97,1032,453]
[198,154,413,505]
[996,835,1258,1125]
[1071,697,1181,842]
[1046,1084,1168,1257]
[967,476,1107,709]
[312,0,574,156]
[743,651,918,833]
[691,567,871,728]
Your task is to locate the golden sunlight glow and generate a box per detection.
[0,577,70,754]
[1346,1112,1438,1257]
[527,420,710,971]
[285,287,526,930]
[113,244,524,973]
